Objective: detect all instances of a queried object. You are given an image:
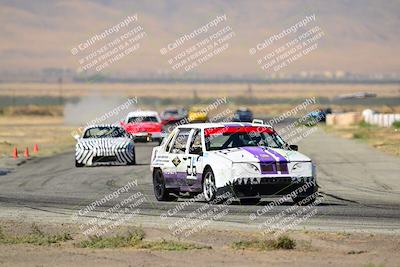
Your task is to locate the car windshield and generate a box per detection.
[237,110,251,114]
[83,127,126,138]
[128,116,158,123]
[164,110,179,115]
[205,126,285,151]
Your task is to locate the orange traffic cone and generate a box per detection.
[33,144,39,153]
[24,147,29,158]
[13,147,18,159]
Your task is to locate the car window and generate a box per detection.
[204,126,284,150]
[171,128,191,154]
[128,116,158,123]
[83,127,126,138]
[189,129,202,155]
[165,130,177,152]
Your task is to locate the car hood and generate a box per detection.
[209,146,311,163]
[77,137,132,150]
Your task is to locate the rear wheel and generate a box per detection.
[202,168,216,202]
[153,169,177,201]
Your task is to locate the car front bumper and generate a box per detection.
[217,177,317,199]
[132,132,166,142]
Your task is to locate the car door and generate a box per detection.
[184,128,204,189]
[167,128,191,187]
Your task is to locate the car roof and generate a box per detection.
[127,110,159,117]
[176,122,273,130]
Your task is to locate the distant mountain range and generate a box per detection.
[0,0,399,78]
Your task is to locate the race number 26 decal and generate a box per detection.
[186,156,197,177]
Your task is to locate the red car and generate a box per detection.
[121,111,166,143]
[160,107,188,125]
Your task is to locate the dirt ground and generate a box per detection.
[0,115,76,157]
[323,123,400,156]
[0,220,398,267]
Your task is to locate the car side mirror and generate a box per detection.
[73,134,80,141]
[289,144,298,151]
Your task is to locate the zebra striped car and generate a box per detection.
[75,125,136,167]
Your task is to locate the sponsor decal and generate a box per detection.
[172,156,181,167]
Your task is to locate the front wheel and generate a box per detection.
[127,148,136,165]
[202,168,217,202]
[153,169,177,201]
[75,160,84,167]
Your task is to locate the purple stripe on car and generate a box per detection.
[266,148,287,163]
[266,148,289,174]
[241,146,289,175]
[241,146,275,163]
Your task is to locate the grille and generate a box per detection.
[260,177,292,184]
[260,162,288,174]
[260,163,275,173]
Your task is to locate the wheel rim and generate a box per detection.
[203,171,215,201]
[154,171,164,198]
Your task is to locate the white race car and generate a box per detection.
[75,125,136,167]
[150,121,317,204]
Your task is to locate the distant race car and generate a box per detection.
[150,121,317,205]
[75,125,136,167]
[121,111,166,143]
[306,108,331,123]
[188,107,208,123]
[160,107,188,124]
[233,107,254,122]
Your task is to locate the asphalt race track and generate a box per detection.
[1,127,400,233]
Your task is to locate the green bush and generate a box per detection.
[392,121,400,129]
[353,131,369,139]
[78,228,211,250]
[78,228,145,248]
[231,235,296,251]
[0,224,72,246]
[358,120,374,128]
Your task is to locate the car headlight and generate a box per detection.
[291,162,305,171]
[232,163,260,177]
[291,162,313,178]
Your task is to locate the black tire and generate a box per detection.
[127,148,136,165]
[293,194,317,206]
[75,160,84,167]
[202,167,217,202]
[240,198,261,205]
[153,169,177,201]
